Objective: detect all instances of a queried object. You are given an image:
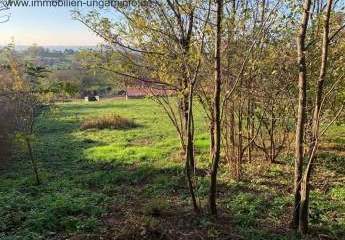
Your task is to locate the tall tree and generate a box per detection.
[292,0,312,230]
[299,0,334,233]
[73,1,211,212]
[208,0,224,216]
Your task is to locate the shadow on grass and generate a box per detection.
[0,114,195,239]
[2,110,343,240]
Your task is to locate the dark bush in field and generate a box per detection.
[0,99,15,165]
[81,114,138,130]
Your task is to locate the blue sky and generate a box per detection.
[0,6,105,46]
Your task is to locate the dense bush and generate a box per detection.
[0,99,15,165]
[81,114,138,130]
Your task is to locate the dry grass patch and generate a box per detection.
[81,114,138,130]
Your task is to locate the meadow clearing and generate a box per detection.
[0,99,344,240]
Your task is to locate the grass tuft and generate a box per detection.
[81,114,138,130]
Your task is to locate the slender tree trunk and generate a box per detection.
[230,101,236,162]
[247,97,252,162]
[237,108,243,180]
[299,0,333,233]
[26,137,40,185]
[210,120,215,160]
[292,0,311,229]
[250,101,255,162]
[229,1,236,166]
[185,83,199,213]
[270,105,276,163]
[209,0,223,216]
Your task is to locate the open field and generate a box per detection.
[0,99,344,240]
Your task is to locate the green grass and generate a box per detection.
[0,98,344,239]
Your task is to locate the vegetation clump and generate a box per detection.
[0,102,14,165]
[143,199,170,217]
[81,114,138,130]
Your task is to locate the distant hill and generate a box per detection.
[0,45,97,52]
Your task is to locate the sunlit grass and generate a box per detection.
[0,98,344,239]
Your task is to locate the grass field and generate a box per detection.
[0,99,344,240]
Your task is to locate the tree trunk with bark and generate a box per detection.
[185,83,199,213]
[209,0,224,216]
[292,0,311,229]
[26,137,40,185]
[299,0,333,233]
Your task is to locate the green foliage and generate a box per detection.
[1,99,344,239]
[226,192,268,227]
[330,186,345,201]
[147,174,185,195]
[0,188,107,238]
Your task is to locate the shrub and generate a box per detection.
[0,100,16,165]
[142,198,170,217]
[81,114,138,130]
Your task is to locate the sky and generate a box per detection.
[0,6,105,46]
